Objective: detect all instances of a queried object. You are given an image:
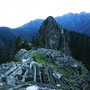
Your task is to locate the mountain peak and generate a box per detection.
[45,16,55,22]
[42,16,61,28]
[31,16,67,51]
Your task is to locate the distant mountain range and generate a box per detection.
[0,12,90,63]
[56,12,90,36]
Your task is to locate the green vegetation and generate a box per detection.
[80,64,88,79]
[65,62,88,90]
[30,52,57,67]
[56,68,69,76]
[49,72,55,85]
[67,80,80,90]
[29,51,70,76]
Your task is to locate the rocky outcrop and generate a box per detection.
[9,36,32,60]
[31,16,63,49]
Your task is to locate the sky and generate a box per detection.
[0,0,90,28]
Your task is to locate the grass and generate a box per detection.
[66,80,80,90]
[80,64,88,79]
[56,68,70,76]
[65,63,88,90]
[30,52,57,67]
[49,72,55,85]
[28,50,88,89]
[30,52,70,76]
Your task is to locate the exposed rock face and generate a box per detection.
[31,16,63,49]
[9,36,32,60]
[0,48,89,89]
[31,16,90,69]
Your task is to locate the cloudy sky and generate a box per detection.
[0,0,90,28]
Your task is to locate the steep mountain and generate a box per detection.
[0,27,16,62]
[31,16,70,55]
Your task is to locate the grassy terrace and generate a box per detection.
[56,68,69,76]
[30,52,57,66]
[66,80,80,90]
[29,51,70,76]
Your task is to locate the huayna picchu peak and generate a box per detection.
[31,16,67,50]
[43,16,62,29]
[0,16,90,89]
